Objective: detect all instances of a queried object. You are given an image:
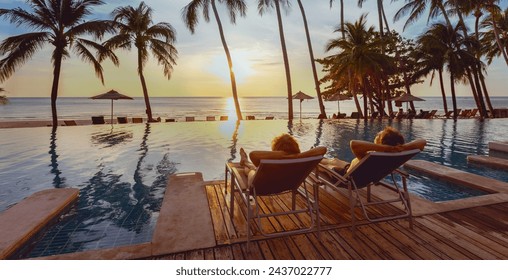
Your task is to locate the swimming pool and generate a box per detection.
[1,119,507,257]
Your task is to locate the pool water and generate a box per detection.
[1,119,507,257]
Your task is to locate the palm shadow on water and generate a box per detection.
[227,120,241,162]
[49,128,65,188]
[27,124,178,257]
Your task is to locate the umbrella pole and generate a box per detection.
[111,99,114,126]
[300,100,303,120]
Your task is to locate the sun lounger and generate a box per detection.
[91,116,105,125]
[350,112,360,119]
[132,117,143,123]
[226,147,326,243]
[220,116,228,121]
[117,117,128,124]
[206,116,215,121]
[246,115,255,120]
[265,116,274,120]
[64,120,77,126]
[426,110,437,119]
[468,109,478,118]
[311,139,425,232]
[185,117,195,122]
[165,118,175,122]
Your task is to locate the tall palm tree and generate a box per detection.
[329,0,345,39]
[105,2,178,122]
[296,0,326,118]
[0,0,117,128]
[258,0,293,120]
[182,0,246,121]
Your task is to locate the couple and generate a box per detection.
[240,126,408,175]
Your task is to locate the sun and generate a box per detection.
[208,50,255,84]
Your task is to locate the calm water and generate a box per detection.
[2,96,508,121]
[0,118,507,257]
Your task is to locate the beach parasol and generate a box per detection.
[327,93,352,114]
[391,94,425,110]
[292,91,314,120]
[90,90,133,125]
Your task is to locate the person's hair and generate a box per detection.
[374,126,405,146]
[271,133,300,154]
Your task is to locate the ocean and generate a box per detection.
[1,96,508,121]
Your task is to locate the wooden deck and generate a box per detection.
[150,182,508,260]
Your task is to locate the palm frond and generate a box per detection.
[182,0,208,33]
[73,40,105,84]
[75,38,119,66]
[0,32,50,82]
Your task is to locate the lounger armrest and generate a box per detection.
[230,165,250,192]
[316,163,349,185]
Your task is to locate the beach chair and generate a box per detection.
[426,110,437,119]
[469,109,478,118]
[313,140,425,232]
[91,116,105,125]
[132,117,143,123]
[246,115,255,120]
[220,116,228,121]
[64,120,77,126]
[117,117,128,124]
[206,116,215,121]
[350,112,360,119]
[165,118,176,122]
[226,147,326,243]
[459,109,471,118]
[265,116,274,120]
[185,116,195,122]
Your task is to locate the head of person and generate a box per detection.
[271,133,300,154]
[374,126,405,146]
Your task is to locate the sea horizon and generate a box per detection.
[2,96,508,122]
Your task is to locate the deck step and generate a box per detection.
[0,188,79,259]
[404,160,508,194]
[489,141,508,153]
[467,155,508,170]
[152,172,216,256]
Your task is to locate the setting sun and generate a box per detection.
[208,49,255,84]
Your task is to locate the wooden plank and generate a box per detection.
[257,240,275,260]
[205,184,230,243]
[418,216,499,259]
[316,231,354,259]
[231,244,244,260]
[211,184,239,240]
[204,248,215,260]
[356,223,412,259]
[186,250,204,260]
[289,234,322,260]
[240,242,264,260]
[214,246,234,260]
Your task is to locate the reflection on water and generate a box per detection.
[1,118,507,257]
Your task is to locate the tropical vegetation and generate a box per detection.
[105,1,178,122]
[0,1,507,121]
[0,0,118,128]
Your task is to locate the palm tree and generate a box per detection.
[0,0,117,128]
[182,0,246,121]
[481,5,508,66]
[105,2,178,122]
[258,0,294,120]
[420,23,470,120]
[320,15,394,120]
[296,0,326,118]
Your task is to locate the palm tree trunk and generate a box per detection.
[138,48,153,122]
[438,3,453,28]
[51,51,63,128]
[211,0,243,120]
[438,69,448,114]
[274,0,293,120]
[376,0,384,37]
[340,0,345,39]
[353,92,363,117]
[297,0,326,118]
[450,73,458,120]
[479,71,495,117]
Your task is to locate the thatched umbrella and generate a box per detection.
[292,91,314,120]
[327,93,352,114]
[90,90,133,125]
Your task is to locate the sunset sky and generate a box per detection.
[1,0,507,98]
